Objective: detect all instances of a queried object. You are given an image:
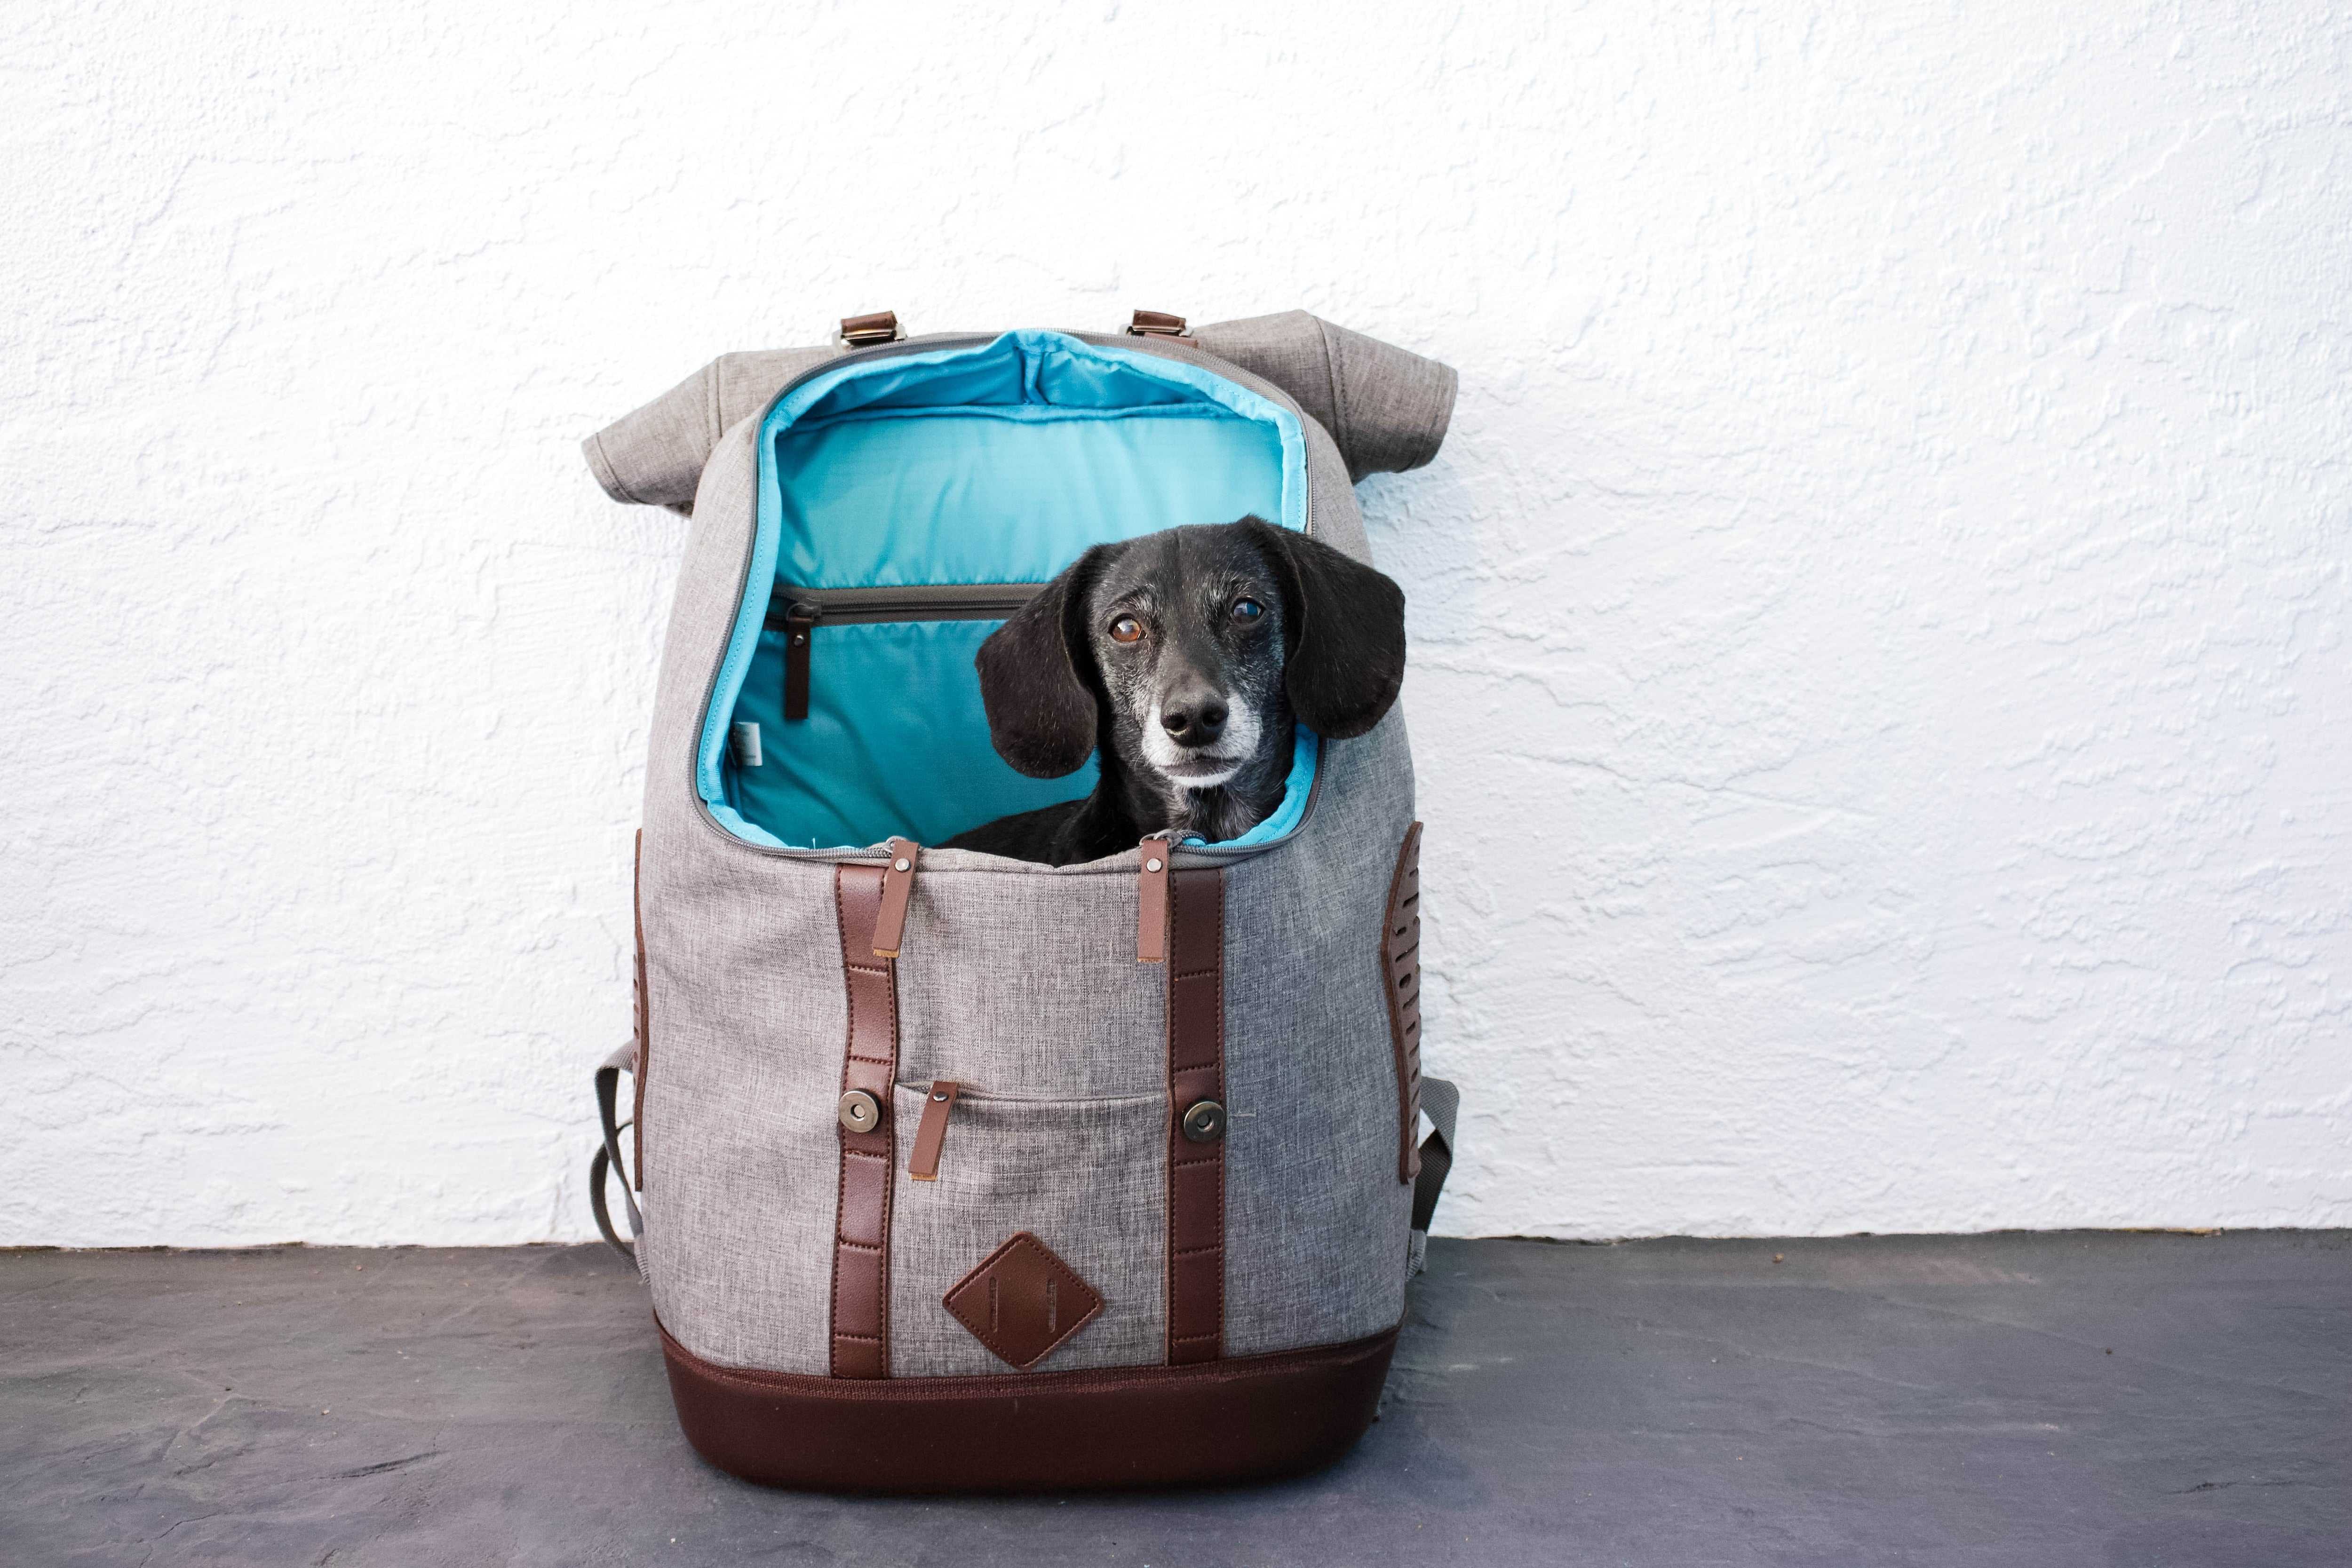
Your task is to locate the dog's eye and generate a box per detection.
[1230,598,1264,624]
[1108,614,1144,644]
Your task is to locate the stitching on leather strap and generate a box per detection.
[831,863,899,1378]
[1164,866,1226,1365]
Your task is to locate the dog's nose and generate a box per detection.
[1160,692,1229,745]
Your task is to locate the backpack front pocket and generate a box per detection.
[883,1085,1168,1378]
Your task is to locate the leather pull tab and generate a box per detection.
[907,1080,961,1181]
[838,310,903,346]
[782,602,818,721]
[1127,309,1189,337]
[1136,836,1171,963]
[873,839,919,958]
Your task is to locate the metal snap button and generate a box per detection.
[837,1089,882,1134]
[1145,856,1163,873]
[1181,1099,1227,1143]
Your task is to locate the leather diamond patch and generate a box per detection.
[943,1232,1104,1371]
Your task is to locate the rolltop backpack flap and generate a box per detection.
[583,345,840,512]
[1190,311,1459,483]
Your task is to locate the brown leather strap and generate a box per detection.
[1164,866,1225,1365]
[906,1080,959,1182]
[832,864,899,1378]
[873,839,919,958]
[631,828,649,1190]
[839,309,902,346]
[1383,823,1424,1182]
[1136,837,1171,963]
[781,602,817,721]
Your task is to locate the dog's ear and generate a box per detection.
[974,545,1112,777]
[1237,517,1406,739]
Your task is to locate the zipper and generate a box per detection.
[695,330,1324,862]
[906,1078,1175,1181]
[903,1081,1166,1110]
[769,583,1042,722]
[770,583,1043,626]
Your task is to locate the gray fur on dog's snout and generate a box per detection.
[1083,525,1296,843]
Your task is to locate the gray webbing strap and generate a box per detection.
[591,1043,645,1277]
[1407,1076,1459,1277]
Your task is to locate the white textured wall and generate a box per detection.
[8,3,2347,1245]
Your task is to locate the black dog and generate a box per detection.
[942,517,1406,865]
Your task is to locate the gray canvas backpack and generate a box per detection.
[583,309,1461,1492]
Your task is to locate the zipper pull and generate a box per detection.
[783,601,819,721]
[1136,833,1173,963]
[907,1080,961,1181]
[873,838,919,958]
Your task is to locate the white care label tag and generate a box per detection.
[729,721,763,768]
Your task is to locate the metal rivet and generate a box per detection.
[931,1091,949,1102]
[790,633,807,645]
[1181,1099,1227,1144]
[1146,857,1163,873]
[894,858,910,872]
[837,1090,882,1134]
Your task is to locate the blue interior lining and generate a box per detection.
[699,331,1317,853]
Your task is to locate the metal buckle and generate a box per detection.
[837,310,905,348]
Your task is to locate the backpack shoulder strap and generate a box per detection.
[1407,1075,1459,1275]
[590,1043,645,1277]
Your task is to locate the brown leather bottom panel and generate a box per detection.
[658,1319,1397,1494]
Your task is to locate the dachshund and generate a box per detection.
[942,517,1406,865]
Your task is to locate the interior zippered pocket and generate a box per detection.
[725,580,1092,850]
[768,583,1042,721]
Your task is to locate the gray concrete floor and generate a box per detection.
[2,1232,2344,1567]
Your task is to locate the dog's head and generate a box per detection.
[974,517,1407,785]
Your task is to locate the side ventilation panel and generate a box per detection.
[1383,822,1425,1183]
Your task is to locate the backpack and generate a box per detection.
[583,309,1461,1492]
